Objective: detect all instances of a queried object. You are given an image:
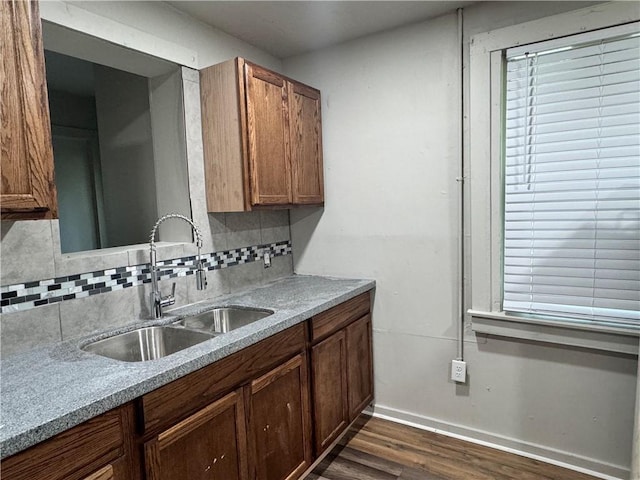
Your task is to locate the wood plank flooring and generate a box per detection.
[305,415,599,480]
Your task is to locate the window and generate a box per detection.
[468,3,640,351]
[502,26,640,328]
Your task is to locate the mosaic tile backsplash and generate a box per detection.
[0,240,291,315]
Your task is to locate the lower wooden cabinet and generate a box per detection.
[346,314,374,421]
[143,351,315,480]
[246,353,312,480]
[311,330,348,453]
[144,389,248,480]
[310,292,374,455]
[1,404,137,480]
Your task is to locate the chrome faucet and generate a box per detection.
[149,213,207,318]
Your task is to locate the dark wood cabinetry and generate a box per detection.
[310,292,374,455]
[144,389,248,480]
[140,323,310,480]
[200,57,323,212]
[246,354,312,480]
[288,82,323,205]
[245,63,292,207]
[140,324,306,434]
[346,314,374,421]
[311,330,348,453]
[1,0,57,219]
[1,403,137,480]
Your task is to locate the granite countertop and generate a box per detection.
[0,274,375,459]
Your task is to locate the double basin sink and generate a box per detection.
[82,307,273,362]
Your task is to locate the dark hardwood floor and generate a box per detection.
[305,415,600,480]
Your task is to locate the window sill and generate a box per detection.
[469,310,639,355]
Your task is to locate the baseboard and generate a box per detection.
[368,404,629,480]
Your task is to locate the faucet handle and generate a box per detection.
[160,282,176,309]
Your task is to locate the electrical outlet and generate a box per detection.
[451,359,467,383]
[263,252,271,268]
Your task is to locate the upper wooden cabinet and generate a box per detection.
[245,63,291,206]
[287,81,324,205]
[1,0,58,220]
[200,58,323,212]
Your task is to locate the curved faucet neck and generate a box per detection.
[148,213,207,318]
[149,213,203,253]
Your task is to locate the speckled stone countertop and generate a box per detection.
[0,274,374,459]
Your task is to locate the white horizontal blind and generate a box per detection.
[503,24,640,326]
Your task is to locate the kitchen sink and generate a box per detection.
[174,306,273,334]
[82,326,215,362]
[82,306,272,362]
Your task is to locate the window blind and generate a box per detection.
[503,24,640,326]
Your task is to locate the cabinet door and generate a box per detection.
[145,389,248,480]
[346,314,374,421]
[246,354,312,480]
[245,62,292,206]
[1,0,57,219]
[311,330,348,455]
[288,82,323,205]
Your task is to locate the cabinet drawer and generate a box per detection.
[311,292,370,343]
[2,405,127,480]
[142,323,306,434]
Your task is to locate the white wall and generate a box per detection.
[288,14,461,334]
[285,3,638,477]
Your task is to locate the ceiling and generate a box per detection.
[167,1,474,58]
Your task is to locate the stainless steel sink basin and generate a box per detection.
[82,326,214,362]
[174,306,273,334]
